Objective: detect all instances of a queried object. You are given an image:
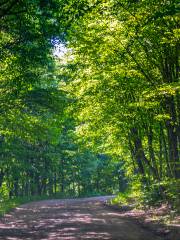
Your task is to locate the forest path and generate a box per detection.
[0,196,163,240]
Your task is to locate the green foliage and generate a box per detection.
[0,0,179,211]
[59,0,180,207]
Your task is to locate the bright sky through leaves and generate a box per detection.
[53,43,67,58]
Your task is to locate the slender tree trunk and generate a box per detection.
[147,125,159,178]
[160,124,173,177]
[60,159,65,193]
[48,176,53,195]
[165,96,180,178]
[130,128,147,184]
[54,172,57,195]
[130,127,161,185]
[159,127,163,178]
[0,170,4,188]
[14,178,19,197]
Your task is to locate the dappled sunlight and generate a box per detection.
[81,232,110,239]
[0,224,13,229]
[6,238,24,240]
[101,212,123,217]
[0,197,164,240]
[0,202,111,239]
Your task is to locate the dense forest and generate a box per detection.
[0,0,179,208]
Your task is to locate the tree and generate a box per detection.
[60,0,180,203]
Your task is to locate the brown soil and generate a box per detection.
[0,196,170,240]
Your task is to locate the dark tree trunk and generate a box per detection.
[130,127,160,182]
[14,178,19,197]
[147,125,159,178]
[0,170,4,188]
[165,96,180,178]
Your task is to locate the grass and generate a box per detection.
[110,189,142,209]
[0,195,62,217]
[0,198,24,217]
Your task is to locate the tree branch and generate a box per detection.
[0,0,21,19]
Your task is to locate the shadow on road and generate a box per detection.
[0,196,165,240]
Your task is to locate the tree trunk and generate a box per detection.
[165,96,180,178]
[147,125,159,178]
[0,170,4,188]
[130,127,160,182]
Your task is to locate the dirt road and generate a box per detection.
[0,196,164,240]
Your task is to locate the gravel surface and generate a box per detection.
[0,196,164,240]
